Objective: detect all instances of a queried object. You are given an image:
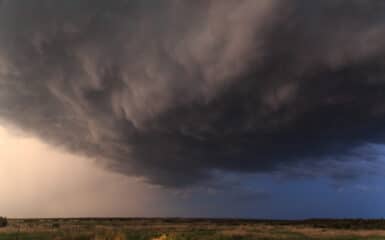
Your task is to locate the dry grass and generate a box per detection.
[1,219,385,239]
[289,226,385,238]
[220,224,385,239]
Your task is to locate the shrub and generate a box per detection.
[52,223,60,228]
[0,217,8,227]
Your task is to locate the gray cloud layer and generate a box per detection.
[1,0,385,187]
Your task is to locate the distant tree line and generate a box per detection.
[0,217,7,227]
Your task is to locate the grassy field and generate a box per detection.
[1,218,385,240]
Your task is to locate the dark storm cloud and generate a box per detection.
[1,0,385,187]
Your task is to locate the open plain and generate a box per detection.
[1,219,385,240]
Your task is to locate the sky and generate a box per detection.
[1,0,385,218]
[1,125,385,219]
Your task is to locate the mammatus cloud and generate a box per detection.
[1,0,385,187]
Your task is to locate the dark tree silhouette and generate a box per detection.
[0,217,8,227]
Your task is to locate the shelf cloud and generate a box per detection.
[1,0,385,187]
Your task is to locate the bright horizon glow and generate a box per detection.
[0,125,165,218]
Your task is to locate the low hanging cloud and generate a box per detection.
[1,0,385,187]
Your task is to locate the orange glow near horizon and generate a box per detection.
[0,126,163,218]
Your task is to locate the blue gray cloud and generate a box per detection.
[1,0,385,187]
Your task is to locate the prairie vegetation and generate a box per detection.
[0,218,385,240]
